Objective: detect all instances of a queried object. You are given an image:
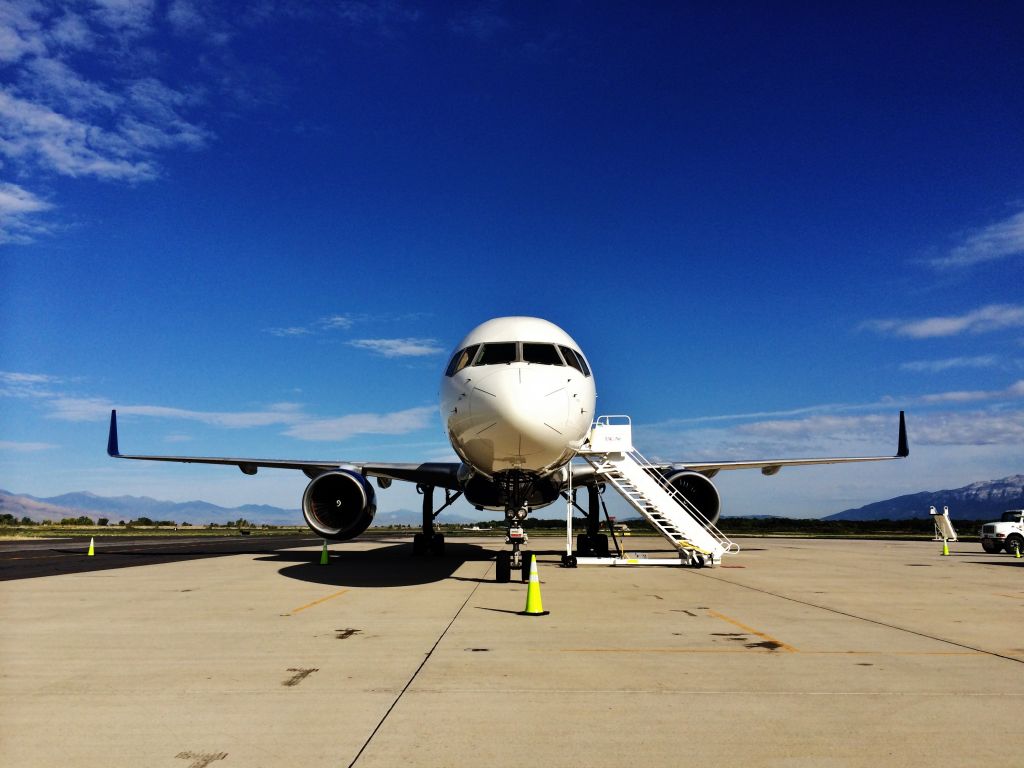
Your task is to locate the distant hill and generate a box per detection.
[0,489,480,527]
[0,489,303,526]
[825,475,1024,521]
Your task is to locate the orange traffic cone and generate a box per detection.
[521,555,549,616]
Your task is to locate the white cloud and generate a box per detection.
[0,1,210,243]
[931,209,1024,269]
[920,379,1024,404]
[347,338,445,358]
[862,304,1024,339]
[0,181,53,243]
[266,326,314,338]
[639,408,1024,467]
[36,390,435,443]
[283,406,436,441]
[0,2,44,62]
[0,370,61,398]
[0,440,57,452]
[265,314,354,337]
[900,355,998,373]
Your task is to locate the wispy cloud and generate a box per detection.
[0,373,435,444]
[284,406,436,441]
[265,314,354,337]
[861,304,1024,339]
[347,338,444,358]
[930,209,1024,269]
[640,407,1024,466]
[900,355,999,373]
[0,371,62,398]
[919,379,1024,404]
[0,182,53,243]
[0,440,57,452]
[0,1,211,243]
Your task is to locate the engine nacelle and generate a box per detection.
[302,470,376,540]
[663,469,721,527]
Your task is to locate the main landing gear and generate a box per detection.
[561,485,615,567]
[412,485,462,557]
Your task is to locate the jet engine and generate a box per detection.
[302,470,376,540]
[662,469,721,527]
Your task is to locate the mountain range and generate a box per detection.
[0,490,479,527]
[825,475,1024,521]
[3,475,1022,526]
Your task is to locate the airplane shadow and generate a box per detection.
[256,541,497,588]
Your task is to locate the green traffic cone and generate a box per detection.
[319,540,329,565]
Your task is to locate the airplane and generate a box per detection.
[107,315,908,582]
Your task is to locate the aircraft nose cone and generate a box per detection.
[466,367,570,470]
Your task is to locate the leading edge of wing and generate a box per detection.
[106,410,460,487]
[659,411,909,477]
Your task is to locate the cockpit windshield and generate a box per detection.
[559,345,591,376]
[448,340,592,373]
[444,344,479,377]
[474,342,518,366]
[522,343,563,365]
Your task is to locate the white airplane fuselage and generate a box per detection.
[440,317,597,488]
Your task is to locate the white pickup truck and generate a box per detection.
[979,510,1024,555]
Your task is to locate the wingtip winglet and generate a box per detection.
[897,410,909,458]
[107,409,120,457]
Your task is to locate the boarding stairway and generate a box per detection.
[577,416,739,566]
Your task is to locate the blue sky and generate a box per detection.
[2,1,1023,519]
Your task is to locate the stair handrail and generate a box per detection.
[625,448,740,553]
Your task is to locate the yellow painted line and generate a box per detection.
[557,648,787,654]
[708,609,800,653]
[554,648,984,656]
[288,588,349,615]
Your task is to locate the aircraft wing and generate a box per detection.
[571,411,908,481]
[106,410,461,489]
[651,411,909,477]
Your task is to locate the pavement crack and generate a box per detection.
[691,570,1024,666]
[347,576,484,767]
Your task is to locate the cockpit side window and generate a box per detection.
[522,343,564,365]
[474,342,518,366]
[445,344,479,376]
[559,345,591,376]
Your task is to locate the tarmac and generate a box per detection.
[1,534,1022,767]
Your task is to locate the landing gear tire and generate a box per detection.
[496,551,511,583]
[431,533,445,555]
[520,550,532,582]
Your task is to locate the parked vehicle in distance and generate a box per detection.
[979,510,1024,554]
